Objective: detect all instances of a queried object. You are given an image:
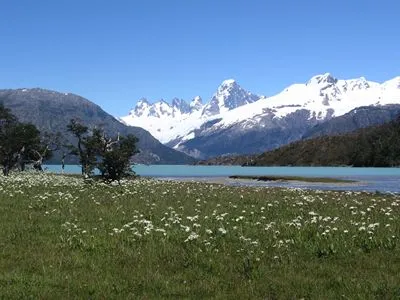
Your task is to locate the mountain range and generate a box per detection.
[0,88,195,164]
[121,73,400,159]
[2,73,400,164]
[195,104,400,166]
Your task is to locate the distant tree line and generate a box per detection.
[196,154,257,166]
[0,104,139,180]
[250,116,400,167]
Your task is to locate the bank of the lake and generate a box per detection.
[228,175,357,183]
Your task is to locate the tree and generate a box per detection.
[67,119,139,181]
[67,119,99,176]
[30,132,64,171]
[0,105,42,175]
[98,134,139,182]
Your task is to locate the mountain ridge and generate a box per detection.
[121,74,400,158]
[195,104,400,165]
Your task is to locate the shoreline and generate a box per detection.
[228,175,357,183]
[154,175,379,193]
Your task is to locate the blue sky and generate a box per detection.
[1,0,399,116]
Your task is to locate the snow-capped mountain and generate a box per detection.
[121,74,400,158]
[190,96,203,111]
[121,95,205,144]
[201,79,261,117]
[120,79,261,143]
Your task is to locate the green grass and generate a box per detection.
[0,172,399,299]
[229,175,357,183]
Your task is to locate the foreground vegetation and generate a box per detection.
[0,103,140,182]
[1,173,399,298]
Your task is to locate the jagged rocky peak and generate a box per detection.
[131,97,196,118]
[136,98,150,106]
[151,99,173,117]
[190,96,203,111]
[172,98,191,114]
[218,79,238,90]
[131,98,150,117]
[202,79,260,116]
[307,73,338,86]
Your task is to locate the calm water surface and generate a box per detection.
[45,165,400,194]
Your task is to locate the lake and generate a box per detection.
[44,164,400,194]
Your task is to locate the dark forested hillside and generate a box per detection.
[250,117,400,167]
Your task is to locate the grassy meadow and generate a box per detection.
[0,172,399,299]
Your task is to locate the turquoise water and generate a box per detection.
[132,165,400,177]
[45,164,400,177]
[44,165,400,193]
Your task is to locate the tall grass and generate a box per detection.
[1,173,399,298]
